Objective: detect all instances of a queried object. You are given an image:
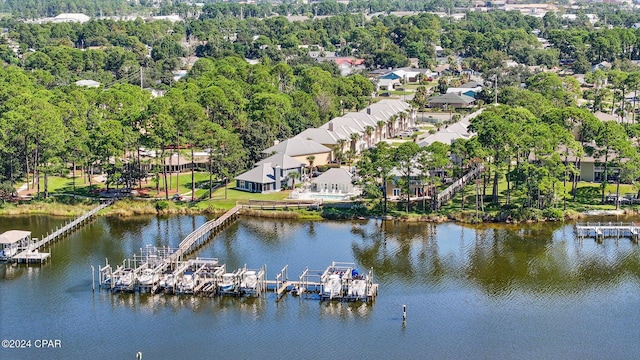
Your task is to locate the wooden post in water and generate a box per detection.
[403,305,406,322]
[91,265,95,292]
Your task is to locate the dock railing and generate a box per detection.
[435,164,484,210]
[168,204,242,262]
[575,222,640,241]
[239,199,321,210]
[13,200,114,263]
[30,200,114,250]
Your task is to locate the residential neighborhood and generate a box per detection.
[2,2,640,360]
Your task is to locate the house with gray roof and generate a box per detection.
[312,99,415,153]
[263,138,332,167]
[428,93,475,108]
[296,127,349,148]
[235,163,283,193]
[256,153,306,187]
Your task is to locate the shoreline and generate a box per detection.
[2,199,639,224]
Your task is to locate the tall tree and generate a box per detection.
[395,141,420,213]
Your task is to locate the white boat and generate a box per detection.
[158,272,175,291]
[348,278,367,298]
[177,271,197,293]
[323,274,342,298]
[137,268,158,286]
[219,273,236,293]
[1,246,18,259]
[240,271,257,292]
[115,268,134,288]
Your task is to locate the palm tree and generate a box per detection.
[333,141,346,165]
[398,111,407,131]
[377,120,386,141]
[306,155,315,177]
[345,150,356,168]
[350,133,361,153]
[288,171,300,189]
[388,115,398,137]
[336,138,347,153]
[365,126,374,148]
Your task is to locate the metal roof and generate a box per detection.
[0,230,31,244]
[262,138,331,156]
[235,163,275,184]
[311,168,353,184]
[256,153,305,169]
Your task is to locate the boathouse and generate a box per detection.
[0,230,31,259]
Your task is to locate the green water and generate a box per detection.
[1,215,639,359]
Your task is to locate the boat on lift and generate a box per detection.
[176,271,197,294]
[219,272,236,294]
[137,268,158,286]
[240,270,257,294]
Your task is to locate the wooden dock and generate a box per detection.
[167,204,242,263]
[435,164,484,210]
[575,222,640,241]
[239,199,321,210]
[12,200,114,263]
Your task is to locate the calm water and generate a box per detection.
[1,215,639,359]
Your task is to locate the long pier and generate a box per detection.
[575,222,640,242]
[11,200,114,263]
[168,204,242,263]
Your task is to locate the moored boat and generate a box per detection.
[219,273,236,294]
[137,268,158,286]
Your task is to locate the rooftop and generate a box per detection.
[263,137,331,157]
[311,168,353,184]
[256,153,305,169]
[0,230,31,244]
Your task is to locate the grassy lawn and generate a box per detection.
[21,172,216,198]
[20,175,105,197]
[143,172,213,197]
[439,178,638,214]
[193,186,291,211]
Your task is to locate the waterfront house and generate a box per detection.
[386,165,428,199]
[262,138,332,167]
[255,153,306,187]
[235,163,283,193]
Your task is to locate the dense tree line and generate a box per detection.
[7,7,640,85]
[0,0,144,18]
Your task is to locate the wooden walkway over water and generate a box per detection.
[167,205,242,262]
[575,222,640,241]
[239,199,321,210]
[12,200,114,263]
[435,164,484,210]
